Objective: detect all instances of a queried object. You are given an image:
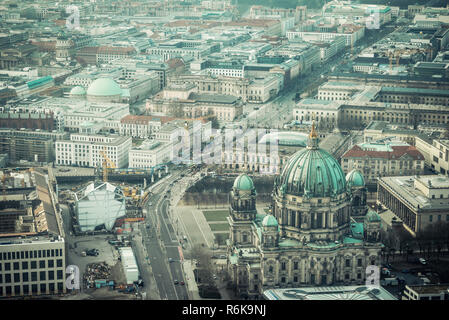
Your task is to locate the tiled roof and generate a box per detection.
[120,114,174,124]
[342,145,424,160]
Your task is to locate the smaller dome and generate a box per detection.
[346,169,365,187]
[365,210,381,222]
[233,174,255,191]
[70,86,86,96]
[262,215,278,227]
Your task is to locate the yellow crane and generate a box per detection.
[99,148,116,182]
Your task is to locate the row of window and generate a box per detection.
[0,249,62,261]
[0,259,63,270]
[0,269,64,283]
[0,282,65,296]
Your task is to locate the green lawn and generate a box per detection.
[202,210,229,222]
[209,223,230,232]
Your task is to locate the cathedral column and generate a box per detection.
[322,212,326,229]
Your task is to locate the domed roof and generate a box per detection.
[346,169,365,188]
[87,78,122,97]
[365,210,381,222]
[262,214,278,227]
[259,131,308,147]
[233,173,255,191]
[70,86,86,96]
[276,124,346,198]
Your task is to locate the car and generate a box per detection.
[402,269,410,273]
[169,258,173,262]
[174,280,179,285]
[418,258,427,265]
[180,281,185,286]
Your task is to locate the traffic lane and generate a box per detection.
[141,227,170,299]
[143,228,178,300]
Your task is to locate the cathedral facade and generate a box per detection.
[226,125,382,298]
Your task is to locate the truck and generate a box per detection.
[381,277,398,286]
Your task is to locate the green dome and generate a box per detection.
[233,174,255,191]
[346,169,365,187]
[70,86,86,95]
[262,214,278,227]
[365,210,381,222]
[87,78,122,96]
[277,147,347,197]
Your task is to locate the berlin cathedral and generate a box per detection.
[226,125,383,298]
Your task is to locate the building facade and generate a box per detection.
[55,134,132,168]
[227,126,382,298]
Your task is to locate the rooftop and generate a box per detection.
[263,285,397,300]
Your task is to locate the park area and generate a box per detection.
[202,209,230,246]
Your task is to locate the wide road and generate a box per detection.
[137,169,189,300]
[238,18,406,130]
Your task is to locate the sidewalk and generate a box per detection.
[133,229,160,300]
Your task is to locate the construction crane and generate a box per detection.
[99,148,116,183]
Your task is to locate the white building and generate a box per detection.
[0,236,66,297]
[55,134,132,168]
[129,141,172,169]
[119,115,163,138]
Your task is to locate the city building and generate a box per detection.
[146,84,243,121]
[55,134,132,168]
[402,284,449,300]
[377,175,449,235]
[169,73,283,104]
[0,128,68,164]
[74,182,126,232]
[129,140,172,169]
[0,168,66,297]
[119,115,167,138]
[341,140,425,184]
[263,285,396,300]
[226,126,382,298]
[415,137,449,175]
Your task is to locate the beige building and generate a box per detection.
[403,284,449,300]
[341,140,425,184]
[415,137,449,175]
[377,175,449,236]
[146,84,243,122]
[168,74,282,104]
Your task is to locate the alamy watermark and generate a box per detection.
[365,265,380,286]
[170,123,280,175]
[365,7,380,30]
[65,265,80,290]
[65,6,80,31]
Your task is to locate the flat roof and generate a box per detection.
[263,285,397,300]
[379,175,449,211]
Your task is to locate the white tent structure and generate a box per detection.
[75,182,125,232]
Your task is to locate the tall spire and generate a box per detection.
[307,120,319,149]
